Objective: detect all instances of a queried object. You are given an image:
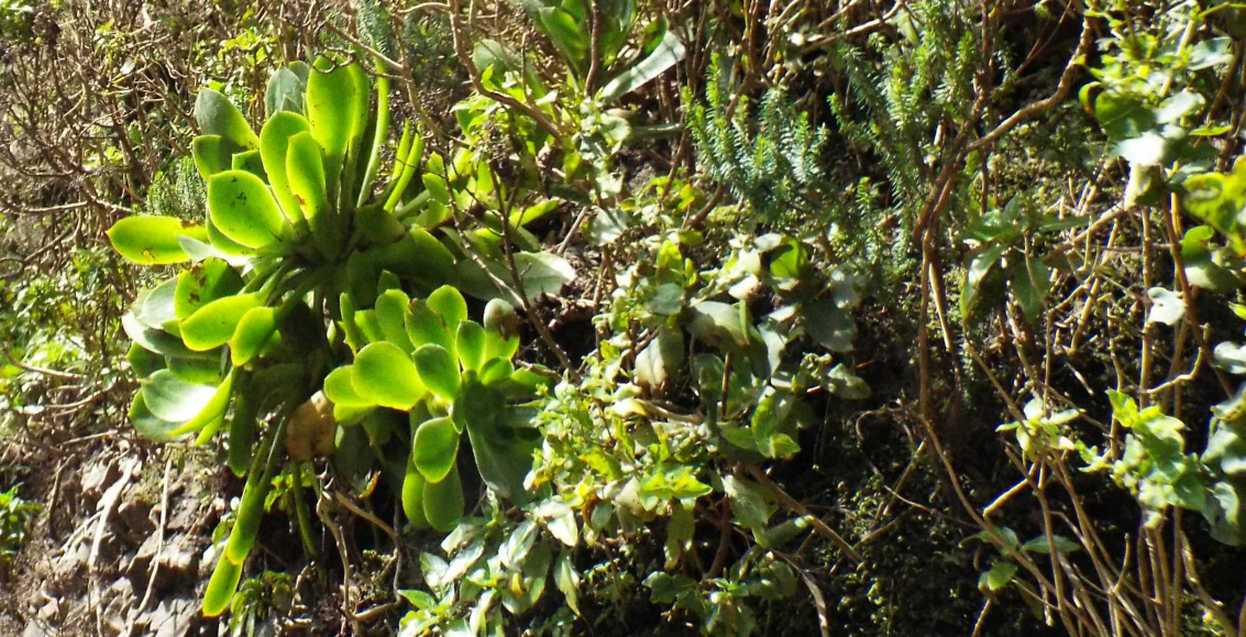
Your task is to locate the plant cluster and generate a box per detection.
[13,0,1246,635]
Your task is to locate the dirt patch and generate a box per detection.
[0,427,230,636]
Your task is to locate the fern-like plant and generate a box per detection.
[685,55,829,221]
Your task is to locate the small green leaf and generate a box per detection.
[107,216,207,265]
[689,300,750,349]
[722,475,775,532]
[804,299,855,352]
[414,344,460,401]
[181,293,264,352]
[207,170,287,249]
[353,342,425,410]
[554,551,580,615]
[1010,256,1051,324]
[1021,535,1081,555]
[413,416,460,483]
[512,252,575,301]
[457,380,535,500]
[979,560,1018,593]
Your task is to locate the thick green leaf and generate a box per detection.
[405,299,453,352]
[195,88,259,149]
[107,216,207,265]
[383,129,424,212]
[323,366,371,409]
[353,342,425,409]
[413,416,460,483]
[369,229,457,290]
[174,258,244,319]
[231,149,267,179]
[265,66,307,117]
[122,312,204,359]
[423,464,465,532]
[599,30,685,102]
[402,458,429,527]
[164,355,221,385]
[126,343,165,378]
[260,111,312,224]
[456,321,486,372]
[427,285,468,330]
[286,131,335,258]
[139,369,218,423]
[375,288,415,352]
[230,306,278,366]
[206,170,287,249]
[414,344,460,401]
[225,461,269,563]
[129,393,181,443]
[480,358,515,385]
[181,293,264,352]
[134,278,180,332]
[306,59,366,182]
[177,371,234,438]
[201,554,243,617]
[192,135,232,178]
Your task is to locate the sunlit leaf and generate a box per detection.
[414,416,460,483]
[353,342,425,409]
[107,216,207,265]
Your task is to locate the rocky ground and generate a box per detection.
[1,430,228,637]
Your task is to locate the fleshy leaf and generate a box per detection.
[181,293,264,352]
[230,306,278,366]
[413,343,460,401]
[195,88,259,149]
[107,216,207,265]
[413,416,460,483]
[352,342,425,409]
[207,170,287,249]
[260,111,313,224]
[139,369,218,423]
